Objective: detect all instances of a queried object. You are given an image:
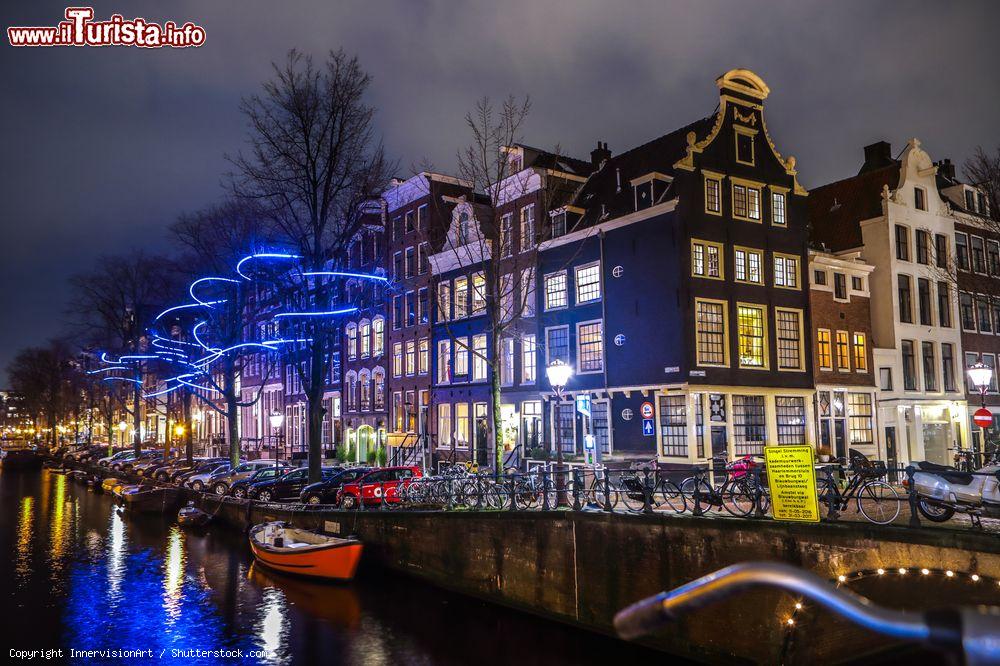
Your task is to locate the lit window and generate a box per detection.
[454,337,469,377]
[437,282,451,322]
[773,254,799,289]
[658,395,688,457]
[519,205,535,252]
[405,340,416,376]
[691,240,723,279]
[695,299,727,366]
[522,334,536,384]
[500,337,514,385]
[520,268,536,317]
[454,277,468,319]
[392,342,403,377]
[372,318,384,356]
[835,330,850,372]
[575,263,601,303]
[732,183,761,221]
[359,321,371,358]
[471,272,486,315]
[577,321,604,373]
[853,333,868,372]
[733,395,766,456]
[437,340,451,384]
[500,213,513,257]
[346,324,358,360]
[546,327,569,365]
[472,334,487,381]
[734,248,763,284]
[544,272,568,309]
[771,191,786,226]
[737,304,767,368]
[418,338,429,375]
[775,397,806,445]
[817,329,832,370]
[775,309,803,370]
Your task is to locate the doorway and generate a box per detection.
[885,426,898,482]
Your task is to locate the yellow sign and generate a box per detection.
[764,445,820,522]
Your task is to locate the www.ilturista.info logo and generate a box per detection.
[8,7,205,48]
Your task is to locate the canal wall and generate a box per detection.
[81,465,1000,664]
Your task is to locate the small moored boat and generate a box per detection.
[121,485,180,513]
[249,522,362,581]
[177,502,212,528]
[101,478,124,494]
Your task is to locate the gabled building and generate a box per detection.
[536,69,815,465]
[810,139,968,466]
[936,159,1000,451]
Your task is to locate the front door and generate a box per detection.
[710,426,727,478]
[885,427,898,482]
[833,420,847,460]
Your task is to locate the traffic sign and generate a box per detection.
[640,401,654,419]
[974,407,993,429]
[576,394,591,417]
[642,418,655,436]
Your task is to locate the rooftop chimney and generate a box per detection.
[859,141,893,174]
[937,158,956,181]
[590,141,611,168]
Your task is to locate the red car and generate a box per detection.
[337,466,421,509]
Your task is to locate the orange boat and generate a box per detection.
[248,522,363,581]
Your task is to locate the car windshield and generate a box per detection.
[284,469,306,481]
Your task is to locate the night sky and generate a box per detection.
[1,0,998,382]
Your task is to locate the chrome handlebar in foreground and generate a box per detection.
[614,562,1000,665]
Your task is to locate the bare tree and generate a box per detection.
[429,96,587,473]
[231,49,394,482]
[7,341,79,448]
[67,253,174,454]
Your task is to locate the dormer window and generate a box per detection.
[551,211,567,238]
[631,172,672,212]
[914,187,927,211]
[966,189,976,212]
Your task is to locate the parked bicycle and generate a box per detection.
[617,461,686,514]
[679,455,768,517]
[817,450,900,524]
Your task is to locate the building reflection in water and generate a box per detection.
[15,495,34,579]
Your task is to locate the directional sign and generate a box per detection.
[974,407,994,429]
[576,394,591,418]
[640,401,654,419]
[642,418,655,436]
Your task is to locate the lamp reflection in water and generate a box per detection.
[106,509,127,604]
[48,473,70,573]
[163,526,186,622]
[256,586,289,658]
[15,496,34,579]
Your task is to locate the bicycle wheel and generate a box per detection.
[651,479,687,514]
[514,480,540,510]
[856,480,900,525]
[816,477,837,514]
[721,478,756,517]
[679,477,715,511]
[588,479,619,510]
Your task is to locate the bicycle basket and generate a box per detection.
[849,450,885,478]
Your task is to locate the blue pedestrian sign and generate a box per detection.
[642,418,655,436]
[576,394,591,418]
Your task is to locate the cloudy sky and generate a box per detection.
[1,0,997,381]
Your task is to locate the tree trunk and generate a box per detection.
[225,358,241,467]
[490,335,504,478]
[306,342,326,483]
[183,391,193,464]
[132,364,142,455]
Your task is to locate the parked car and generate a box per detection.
[300,467,372,504]
[112,450,156,472]
[186,461,231,491]
[132,455,169,477]
[209,460,280,495]
[229,465,294,499]
[157,457,225,483]
[98,450,133,467]
[337,466,422,509]
[248,466,340,502]
[176,459,227,485]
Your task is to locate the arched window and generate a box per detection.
[359,319,371,358]
[372,317,385,357]
[346,324,358,361]
[346,371,358,411]
[359,370,371,411]
[373,368,385,410]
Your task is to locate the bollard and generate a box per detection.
[823,467,839,520]
[541,467,551,511]
[508,473,518,512]
[692,471,704,517]
[572,468,582,511]
[602,471,613,512]
[642,468,654,514]
[446,477,454,511]
[905,465,921,528]
[752,466,765,518]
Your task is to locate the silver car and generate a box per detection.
[186,461,231,491]
[209,460,281,495]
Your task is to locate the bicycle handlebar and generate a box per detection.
[614,562,1000,664]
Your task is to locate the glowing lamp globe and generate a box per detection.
[967,361,993,394]
[546,359,573,391]
[173,424,185,437]
[269,411,285,430]
[118,421,128,432]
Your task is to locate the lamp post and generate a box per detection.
[269,410,285,466]
[117,420,128,452]
[967,362,994,449]
[546,360,574,505]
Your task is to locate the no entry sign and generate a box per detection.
[973,408,993,429]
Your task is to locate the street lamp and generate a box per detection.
[173,423,186,438]
[118,420,128,451]
[546,360,574,505]
[269,411,285,463]
[967,361,993,408]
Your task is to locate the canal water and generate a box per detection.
[0,469,667,665]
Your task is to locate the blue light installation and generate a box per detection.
[235,252,301,280]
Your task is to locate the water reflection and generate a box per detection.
[2,470,664,665]
[15,496,34,579]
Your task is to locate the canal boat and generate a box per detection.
[101,477,124,494]
[249,522,363,581]
[177,502,212,528]
[121,485,181,514]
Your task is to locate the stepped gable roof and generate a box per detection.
[808,164,899,252]
[569,115,716,229]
